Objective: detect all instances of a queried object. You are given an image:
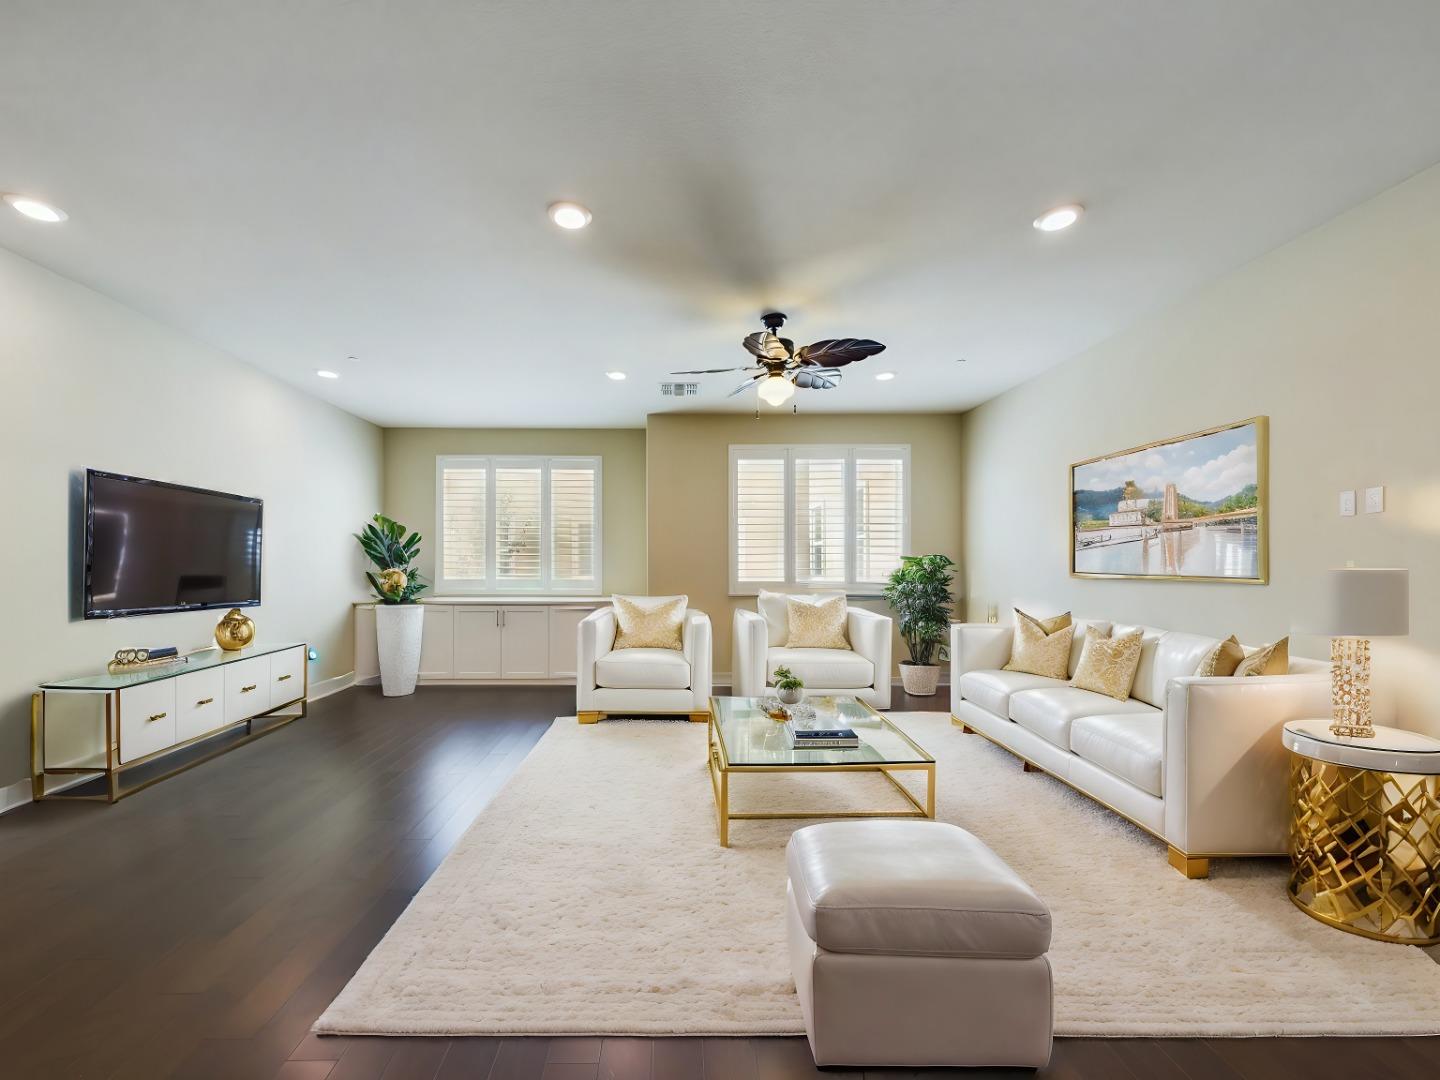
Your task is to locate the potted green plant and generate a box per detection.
[356,515,428,697]
[773,665,805,706]
[883,553,955,696]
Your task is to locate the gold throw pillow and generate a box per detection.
[1070,628,1144,700]
[1197,634,1244,677]
[1235,637,1289,677]
[612,594,687,650]
[785,595,850,649]
[1004,609,1074,679]
[1018,609,1073,636]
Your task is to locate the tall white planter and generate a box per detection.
[375,603,425,697]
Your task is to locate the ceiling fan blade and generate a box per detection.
[796,338,886,368]
[743,331,790,361]
[727,376,763,398]
[669,367,757,374]
[793,369,840,390]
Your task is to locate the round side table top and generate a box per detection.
[1283,718,1440,773]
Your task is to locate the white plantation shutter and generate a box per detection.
[436,456,602,593]
[734,456,786,584]
[730,445,909,593]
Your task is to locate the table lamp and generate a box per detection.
[1310,567,1409,738]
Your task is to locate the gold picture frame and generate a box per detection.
[1070,416,1268,584]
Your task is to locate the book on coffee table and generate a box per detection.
[790,727,860,749]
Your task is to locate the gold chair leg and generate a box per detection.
[1168,846,1210,879]
[577,711,602,725]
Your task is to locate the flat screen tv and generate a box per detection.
[84,469,263,619]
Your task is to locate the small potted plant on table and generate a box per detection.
[356,514,428,697]
[773,665,805,706]
[883,554,955,697]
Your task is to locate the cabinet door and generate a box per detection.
[501,608,550,678]
[224,656,269,724]
[547,607,596,678]
[269,647,306,709]
[455,608,503,678]
[419,605,456,678]
[175,668,226,743]
[118,680,177,764]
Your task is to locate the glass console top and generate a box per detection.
[42,642,304,691]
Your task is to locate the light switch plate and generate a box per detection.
[1339,490,1356,517]
[1364,486,1385,514]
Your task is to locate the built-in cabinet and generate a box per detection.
[354,600,601,684]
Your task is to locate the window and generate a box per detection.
[436,456,601,593]
[729,445,909,594]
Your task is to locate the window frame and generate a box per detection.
[434,454,603,595]
[728,443,911,596]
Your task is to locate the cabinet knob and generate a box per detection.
[240,684,257,693]
[196,697,214,706]
[147,711,167,722]
[277,673,292,682]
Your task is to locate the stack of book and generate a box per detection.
[789,727,860,750]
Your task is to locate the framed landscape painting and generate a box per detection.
[1070,416,1268,583]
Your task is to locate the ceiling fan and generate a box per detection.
[671,312,886,407]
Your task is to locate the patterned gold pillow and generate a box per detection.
[1004,609,1074,679]
[785,595,850,649]
[1019,609,1072,636]
[1197,634,1244,677]
[1070,628,1144,701]
[612,594,687,650]
[1236,637,1289,677]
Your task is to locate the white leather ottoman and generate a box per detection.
[786,820,1053,1068]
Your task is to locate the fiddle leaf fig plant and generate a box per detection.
[356,514,428,603]
[883,553,955,667]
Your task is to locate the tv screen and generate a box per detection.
[84,470,263,619]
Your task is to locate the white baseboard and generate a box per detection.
[0,771,97,816]
[308,670,356,700]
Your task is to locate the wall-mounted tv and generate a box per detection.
[84,469,263,619]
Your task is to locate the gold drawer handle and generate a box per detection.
[240,684,257,693]
[147,711,167,722]
[277,674,293,682]
[196,697,214,706]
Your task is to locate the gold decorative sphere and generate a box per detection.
[215,608,256,651]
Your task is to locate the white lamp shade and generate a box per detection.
[1306,568,1409,637]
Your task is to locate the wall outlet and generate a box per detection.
[1339,490,1356,517]
[1364,486,1385,514]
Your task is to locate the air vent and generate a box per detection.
[659,381,700,397]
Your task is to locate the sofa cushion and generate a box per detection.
[1009,686,1159,749]
[1004,612,1074,679]
[1070,714,1164,797]
[758,589,846,647]
[786,820,1051,958]
[768,647,872,689]
[595,647,691,689]
[1070,628,1144,701]
[959,670,1064,718]
[1132,630,1220,705]
[1067,619,1114,676]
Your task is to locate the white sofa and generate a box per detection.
[734,594,892,709]
[950,619,1330,877]
[576,605,713,723]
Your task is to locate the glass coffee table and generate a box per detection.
[706,695,936,846]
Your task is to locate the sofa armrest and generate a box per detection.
[732,609,768,698]
[576,607,616,710]
[949,623,1014,717]
[683,609,713,702]
[1162,672,1331,855]
[846,607,893,708]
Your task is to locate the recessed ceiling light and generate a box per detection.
[316,369,340,379]
[605,370,627,381]
[548,201,592,230]
[875,371,896,381]
[1032,204,1083,232]
[4,193,68,222]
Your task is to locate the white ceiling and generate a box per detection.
[4,1,1440,427]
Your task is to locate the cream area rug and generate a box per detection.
[316,714,1440,1037]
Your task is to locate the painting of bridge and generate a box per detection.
[1071,417,1268,583]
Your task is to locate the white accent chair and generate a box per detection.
[733,593,892,709]
[576,604,713,724]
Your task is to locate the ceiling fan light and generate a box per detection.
[757,374,795,407]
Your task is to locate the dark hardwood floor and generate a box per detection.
[1,685,1435,1079]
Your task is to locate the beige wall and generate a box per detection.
[646,413,965,676]
[382,428,648,594]
[1,247,382,797]
[959,162,1440,736]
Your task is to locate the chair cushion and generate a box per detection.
[768,648,873,689]
[1070,714,1165,797]
[958,670,1064,718]
[758,590,846,646]
[595,648,691,689]
[611,594,687,650]
[786,820,1051,958]
[1009,686,1159,749]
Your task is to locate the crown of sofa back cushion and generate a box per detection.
[1067,619,1114,677]
[757,589,846,646]
[1129,629,1222,706]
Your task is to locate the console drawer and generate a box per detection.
[224,656,269,724]
[175,667,227,742]
[118,679,177,764]
[269,647,305,709]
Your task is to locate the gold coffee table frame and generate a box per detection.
[707,695,936,847]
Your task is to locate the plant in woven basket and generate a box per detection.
[355,514,428,603]
[883,553,955,667]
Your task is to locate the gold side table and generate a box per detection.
[1283,719,1440,945]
